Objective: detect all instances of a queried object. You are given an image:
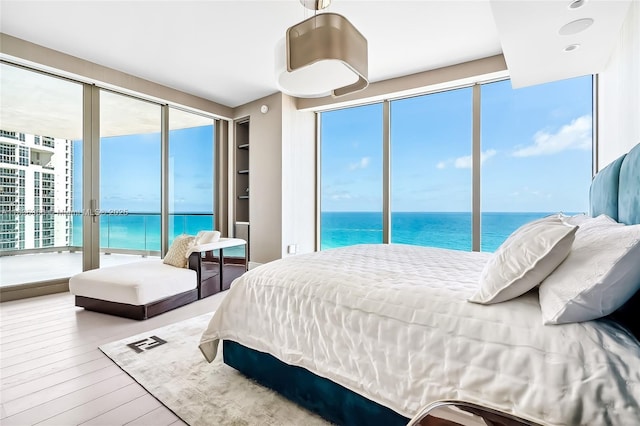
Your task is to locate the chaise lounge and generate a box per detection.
[70,235,247,320]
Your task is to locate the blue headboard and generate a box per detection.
[591,142,640,338]
[591,142,640,224]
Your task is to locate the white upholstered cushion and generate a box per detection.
[69,260,197,305]
[539,215,640,324]
[469,215,577,304]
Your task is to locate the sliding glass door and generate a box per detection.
[0,63,84,286]
[168,108,215,244]
[99,90,161,264]
[0,63,220,290]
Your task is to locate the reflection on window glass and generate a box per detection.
[168,108,215,245]
[391,88,472,251]
[320,104,383,250]
[0,63,83,286]
[481,76,592,252]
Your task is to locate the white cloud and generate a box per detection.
[331,192,352,200]
[452,149,497,169]
[453,156,471,169]
[436,161,446,169]
[513,115,592,157]
[349,156,370,170]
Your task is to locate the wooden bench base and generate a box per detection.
[75,289,199,320]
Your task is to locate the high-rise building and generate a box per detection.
[0,130,73,250]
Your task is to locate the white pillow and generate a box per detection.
[163,234,196,268]
[560,213,590,226]
[195,230,221,245]
[539,215,640,324]
[561,212,616,227]
[469,215,578,304]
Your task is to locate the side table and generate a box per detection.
[187,238,247,299]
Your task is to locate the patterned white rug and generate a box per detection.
[99,313,330,426]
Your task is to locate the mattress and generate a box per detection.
[199,244,640,425]
[69,260,197,305]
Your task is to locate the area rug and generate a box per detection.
[99,313,331,426]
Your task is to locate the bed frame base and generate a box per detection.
[75,289,198,320]
[223,340,409,426]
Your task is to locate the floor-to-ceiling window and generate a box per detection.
[320,104,383,250]
[168,108,215,245]
[391,88,473,250]
[481,77,593,252]
[0,63,83,286]
[319,76,593,251]
[100,90,161,259]
[0,62,220,289]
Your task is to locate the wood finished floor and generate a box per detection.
[0,291,227,426]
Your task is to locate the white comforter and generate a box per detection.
[199,244,640,425]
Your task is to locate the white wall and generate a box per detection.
[597,1,640,169]
[234,93,284,266]
[281,94,316,257]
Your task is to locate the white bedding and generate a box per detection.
[199,244,640,425]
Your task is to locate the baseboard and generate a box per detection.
[0,279,70,302]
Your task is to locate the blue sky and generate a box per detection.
[321,76,593,213]
[72,76,592,215]
[73,126,214,213]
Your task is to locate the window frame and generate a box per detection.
[316,76,595,252]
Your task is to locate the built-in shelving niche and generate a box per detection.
[234,119,249,219]
[234,118,250,261]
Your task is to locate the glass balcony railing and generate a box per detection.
[0,212,215,254]
[0,212,217,287]
[97,212,215,252]
[92,212,216,252]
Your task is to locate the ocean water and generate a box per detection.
[72,211,569,254]
[321,211,566,253]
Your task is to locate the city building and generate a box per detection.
[0,130,72,250]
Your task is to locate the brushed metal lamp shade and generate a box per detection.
[276,13,369,98]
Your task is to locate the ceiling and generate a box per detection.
[0,1,632,109]
[0,1,503,108]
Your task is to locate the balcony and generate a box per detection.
[0,212,217,287]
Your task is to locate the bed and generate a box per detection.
[199,143,640,426]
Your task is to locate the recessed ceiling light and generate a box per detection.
[564,44,581,52]
[559,18,594,35]
[569,0,586,9]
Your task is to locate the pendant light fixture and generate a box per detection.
[275,0,369,98]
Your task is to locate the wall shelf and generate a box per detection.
[234,119,250,260]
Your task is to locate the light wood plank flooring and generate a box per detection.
[1,291,227,425]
